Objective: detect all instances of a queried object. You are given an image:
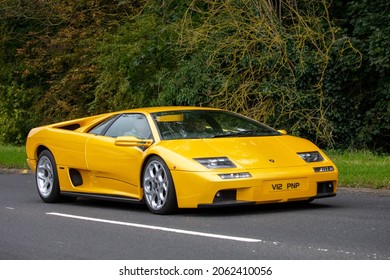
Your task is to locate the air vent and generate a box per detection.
[58,124,81,130]
[213,189,237,203]
[317,181,334,194]
[69,169,83,186]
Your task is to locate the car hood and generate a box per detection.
[156,135,316,170]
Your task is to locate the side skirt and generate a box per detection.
[61,191,143,204]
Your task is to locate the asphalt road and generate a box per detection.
[0,173,389,260]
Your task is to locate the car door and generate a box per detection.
[85,113,153,199]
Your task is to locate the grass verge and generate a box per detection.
[326,150,389,189]
[0,144,28,169]
[0,144,388,189]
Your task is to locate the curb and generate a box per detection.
[0,168,32,174]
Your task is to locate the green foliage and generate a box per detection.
[172,0,357,146]
[0,83,38,145]
[0,0,388,153]
[151,51,217,107]
[0,0,44,144]
[92,13,178,112]
[1,0,146,128]
[347,0,390,152]
[348,0,390,73]
[325,0,390,152]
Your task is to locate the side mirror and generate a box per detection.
[114,136,153,148]
[277,129,288,135]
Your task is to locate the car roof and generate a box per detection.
[118,106,221,114]
[43,106,223,132]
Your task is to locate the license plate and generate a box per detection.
[265,179,306,192]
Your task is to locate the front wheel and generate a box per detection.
[142,156,177,214]
[36,150,62,203]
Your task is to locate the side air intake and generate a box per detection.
[69,169,83,187]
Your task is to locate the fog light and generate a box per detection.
[218,172,252,179]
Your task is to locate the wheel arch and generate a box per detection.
[36,145,51,159]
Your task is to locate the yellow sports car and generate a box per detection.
[26,106,338,214]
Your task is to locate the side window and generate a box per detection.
[88,115,118,135]
[104,114,152,139]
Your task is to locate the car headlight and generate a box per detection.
[194,157,236,168]
[297,151,324,163]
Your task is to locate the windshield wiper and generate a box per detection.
[212,130,258,138]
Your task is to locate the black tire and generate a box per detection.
[142,156,177,214]
[35,150,62,203]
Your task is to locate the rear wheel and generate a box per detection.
[36,150,62,203]
[142,156,177,214]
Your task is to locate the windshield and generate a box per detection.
[152,110,281,140]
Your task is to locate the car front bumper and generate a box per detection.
[171,166,338,208]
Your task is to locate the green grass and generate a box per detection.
[0,145,28,169]
[326,150,390,189]
[0,144,389,189]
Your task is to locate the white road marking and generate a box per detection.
[43,212,390,259]
[46,212,262,243]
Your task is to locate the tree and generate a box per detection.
[326,0,390,152]
[165,0,358,146]
[1,0,146,145]
[0,0,388,152]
